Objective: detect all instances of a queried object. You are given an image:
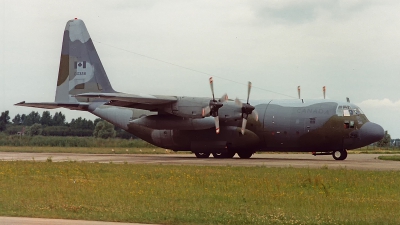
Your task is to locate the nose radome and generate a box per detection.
[359,122,385,143]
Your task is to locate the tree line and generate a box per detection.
[0,110,133,139]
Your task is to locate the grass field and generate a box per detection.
[355,149,400,154]
[0,135,156,148]
[0,146,170,154]
[378,155,400,161]
[0,161,399,224]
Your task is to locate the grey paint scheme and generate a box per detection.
[16,19,384,156]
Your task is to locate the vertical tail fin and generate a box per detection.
[55,18,115,103]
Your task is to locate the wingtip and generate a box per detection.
[15,101,26,106]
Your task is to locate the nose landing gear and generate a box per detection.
[332,149,347,160]
[311,149,348,160]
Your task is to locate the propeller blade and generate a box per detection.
[214,116,220,134]
[202,106,211,117]
[247,81,252,104]
[209,77,215,101]
[206,77,224,134]
[235,98,242,107]
[251,110,259,121]
[241,118,247,135]
[219,93,228,102]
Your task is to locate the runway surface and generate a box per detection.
[0,152,399,170]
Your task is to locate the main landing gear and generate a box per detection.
[194,152,210,158]
[212,152,235,158]
[237,151,253,159]
[332,149,347,160]
[312,149,348,160]
[194,151,253,159]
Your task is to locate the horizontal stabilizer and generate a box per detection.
[74,92,177,105]
[15,101,89,111]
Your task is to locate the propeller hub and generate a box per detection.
[210,100,223,117]
[242,103,255,116]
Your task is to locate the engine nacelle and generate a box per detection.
[129,115,215,130]
[163,97,210,119]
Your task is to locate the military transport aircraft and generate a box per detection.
[16,18,384,160]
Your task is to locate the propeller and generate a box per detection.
[298,86,301,99]
[235,81,258,135]
[202,77,227,134]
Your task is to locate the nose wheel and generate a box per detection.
[332,149,347,160]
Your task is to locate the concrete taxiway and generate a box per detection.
[0,152,399,170]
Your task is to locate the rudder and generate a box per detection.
[55,18,115,103]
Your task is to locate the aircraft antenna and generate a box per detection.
[323,86,326,99]
[95,41,298,99]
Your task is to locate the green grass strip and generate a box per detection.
[378,155,400,161]
[0,162,399,224]
[0,146,170,154]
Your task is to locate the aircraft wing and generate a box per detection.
[15,101,89,111]
[74,92,178,111]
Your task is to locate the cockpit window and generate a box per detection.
[337,105,364,116]
[353,108,364,115]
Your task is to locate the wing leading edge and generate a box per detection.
[74,92,178,111]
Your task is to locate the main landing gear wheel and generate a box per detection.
[212,152,224,158]
[237,151,253,159]
[195,152,210,158]
[212,152,235,158]
[332,149,347,160]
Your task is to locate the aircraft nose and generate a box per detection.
[359,122,385,143]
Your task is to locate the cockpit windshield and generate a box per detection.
[336,105,364,116]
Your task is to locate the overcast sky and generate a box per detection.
[1,0,400,138]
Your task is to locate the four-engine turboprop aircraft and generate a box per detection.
[16,18,385,160]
